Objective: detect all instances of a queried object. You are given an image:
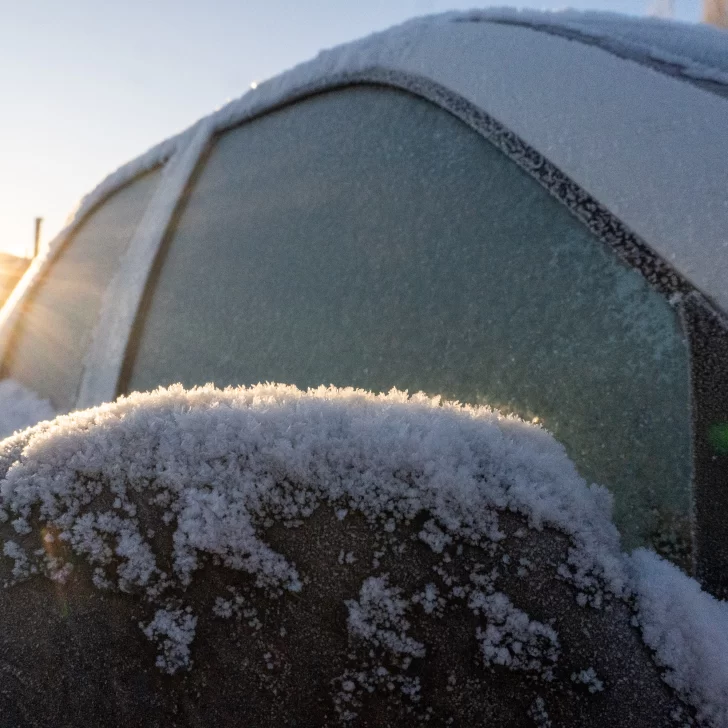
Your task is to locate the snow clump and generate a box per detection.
[345,575,425,658]
[141,607,198,674]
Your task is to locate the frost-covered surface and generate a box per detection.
[76,120,213,409]
[629,549,728,726]
[0,383,627,595]
[0,379,55,439]
[457,8,728,85]
[0,383,625,675]
[0,383,726,724]
[5,8,726,350]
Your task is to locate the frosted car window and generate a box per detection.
[125,87,691,558]
[3,168,162,413]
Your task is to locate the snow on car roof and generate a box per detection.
[458,8,728,88]
[6,8,727,327]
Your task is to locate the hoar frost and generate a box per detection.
[628,549,728,726]
[346,575,425,658]
[470,590,560,678]
[0,383,725,725]
[3,540,33,581]
[571,667,605,693]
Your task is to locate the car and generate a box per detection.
[0,9,727,727]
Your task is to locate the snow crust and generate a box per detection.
[0,382,726,724]
[0,379,55,439]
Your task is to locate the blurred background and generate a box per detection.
[0,0,724,289]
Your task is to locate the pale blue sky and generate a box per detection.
[0,0,702,257]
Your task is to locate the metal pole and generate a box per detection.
[34,217,43,258]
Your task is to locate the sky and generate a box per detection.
[0,0,704,258]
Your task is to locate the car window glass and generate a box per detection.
[124,86,691,559]
[3,167,162,413]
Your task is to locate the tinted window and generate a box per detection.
[124,87,691,556]
[4,167,162,412]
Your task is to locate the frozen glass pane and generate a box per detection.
[126,87,690,556]
[3,167,162,413]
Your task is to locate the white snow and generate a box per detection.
[0,383,627,598]
[346,575,426,658]
[141,607,198,674]
[470,590,560,677]
[0,382,726,723]
[571,666,605,693]
[0,383,621,677]
[411,582,443,616]
[0,379,55,439]
[629,548,728,726]
[2,539,33,581]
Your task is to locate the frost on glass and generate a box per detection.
[125,87,690,556]
[2,168,162,413]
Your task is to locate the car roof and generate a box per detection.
[4,10,728,325]
[464,9,728,93]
